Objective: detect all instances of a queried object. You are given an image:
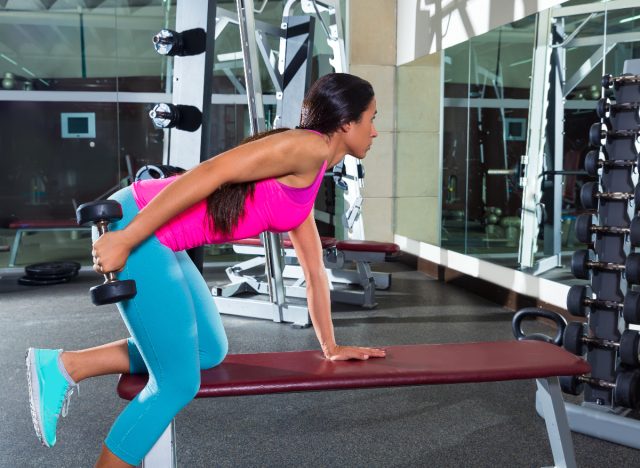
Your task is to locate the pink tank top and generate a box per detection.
[131,160,328,251]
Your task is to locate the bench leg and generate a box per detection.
[141,420,176,468]
[9,229,24,267]
[535,377,577,468]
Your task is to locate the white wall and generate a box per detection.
[396,0,567,65]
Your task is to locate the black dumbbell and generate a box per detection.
[560,370,640,409]
[76,200,137,306]
[602,73,640,90]
[571,249,640,283]
[148,103,202,132]
[574,213,640,246]
[152,28,206,56]
[563,322,640,366]
[584,150,636,176]
[589,122,640,147]
[580,181,635,210]
[596,98,640,120]
[566,285,640,323]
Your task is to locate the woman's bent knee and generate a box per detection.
[200,339,228,370]
[156,371,200,405]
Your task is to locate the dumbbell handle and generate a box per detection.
[95,220,117,283]
[577,375,616,389]
[595,191,634,201]
[580,335,620,349]
[583,297,623,310]
[589,225,630,235]
[586,260,626,272]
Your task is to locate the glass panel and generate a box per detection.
[441,19,535,258]
[0,2,174,267]
[437,0,640,278]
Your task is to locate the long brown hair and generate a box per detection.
[206,128,288,236]
[206,73,374,236]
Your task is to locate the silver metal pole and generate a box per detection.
[236,0,286,319]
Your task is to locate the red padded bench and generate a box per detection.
[8,219,90,267]
[118,340,590,467]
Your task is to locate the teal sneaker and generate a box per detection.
[26,348,78,447]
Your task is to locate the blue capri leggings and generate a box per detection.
[101,187,228,466]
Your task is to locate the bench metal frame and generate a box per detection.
[141,376,577,468]
[9,226,90,267]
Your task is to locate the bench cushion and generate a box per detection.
[117,340,590,401]
[336,240,400,254]
[233,236,337,249]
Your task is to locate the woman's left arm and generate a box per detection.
[288,212,386,361]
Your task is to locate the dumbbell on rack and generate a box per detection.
[149,103,202,132]
[566,284,640,323]
[560,370,640,409]
[579,181,637,210]
[563,322,640,366]
[152,28,206,56]
[602,73,640,90]
[596,98,640,120]
[583,150,636,177]
[571,249,640,283]
[76,200,137,306]
[574,213,640,246]
[589,122,640,147]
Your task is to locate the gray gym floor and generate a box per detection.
[1,262,639,468]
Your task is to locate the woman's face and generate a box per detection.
[343,97,378,158]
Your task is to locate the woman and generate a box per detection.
[26,72,386,467]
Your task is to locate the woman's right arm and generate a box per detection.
[92,131,327,273]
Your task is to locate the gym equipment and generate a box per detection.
[152,28,207,56]
[559,371,640,409]
[213,236,400,316]
[602,73,640,90]
[566,284,640,323]
[18,261,81,286]
[570,249,640,283]
[589,122,640,147]
[134,164,185,181]
[24,261,80,278]
[563,322,640,366]
[579,181,635,210]
[583,150,635,176]
[148,103,202,132]
[511,307,566,345]
[574,213,640,246]
[75,200,137,305]
[118,340,590,468]
[596,98,640,120]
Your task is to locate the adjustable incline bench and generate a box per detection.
[118,340,590,468]
[215,235,400,309]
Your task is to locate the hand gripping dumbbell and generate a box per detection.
[602,73,640,90]
[76,200,137,306]
[148,103,202,132]
[560,370,640,409]
[566,284,640,324]
[571,249,640,284]
[574,213,640,246]
[563,322,640,366]
[152,28,206,56]
[579,181,637,210]
[596,97,640,120]
[589,122,640,147]
[583,149,636,177]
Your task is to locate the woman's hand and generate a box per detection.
[92,230,134,275]
[323,345,386,361]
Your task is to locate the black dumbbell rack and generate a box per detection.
[564,61,640,448]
